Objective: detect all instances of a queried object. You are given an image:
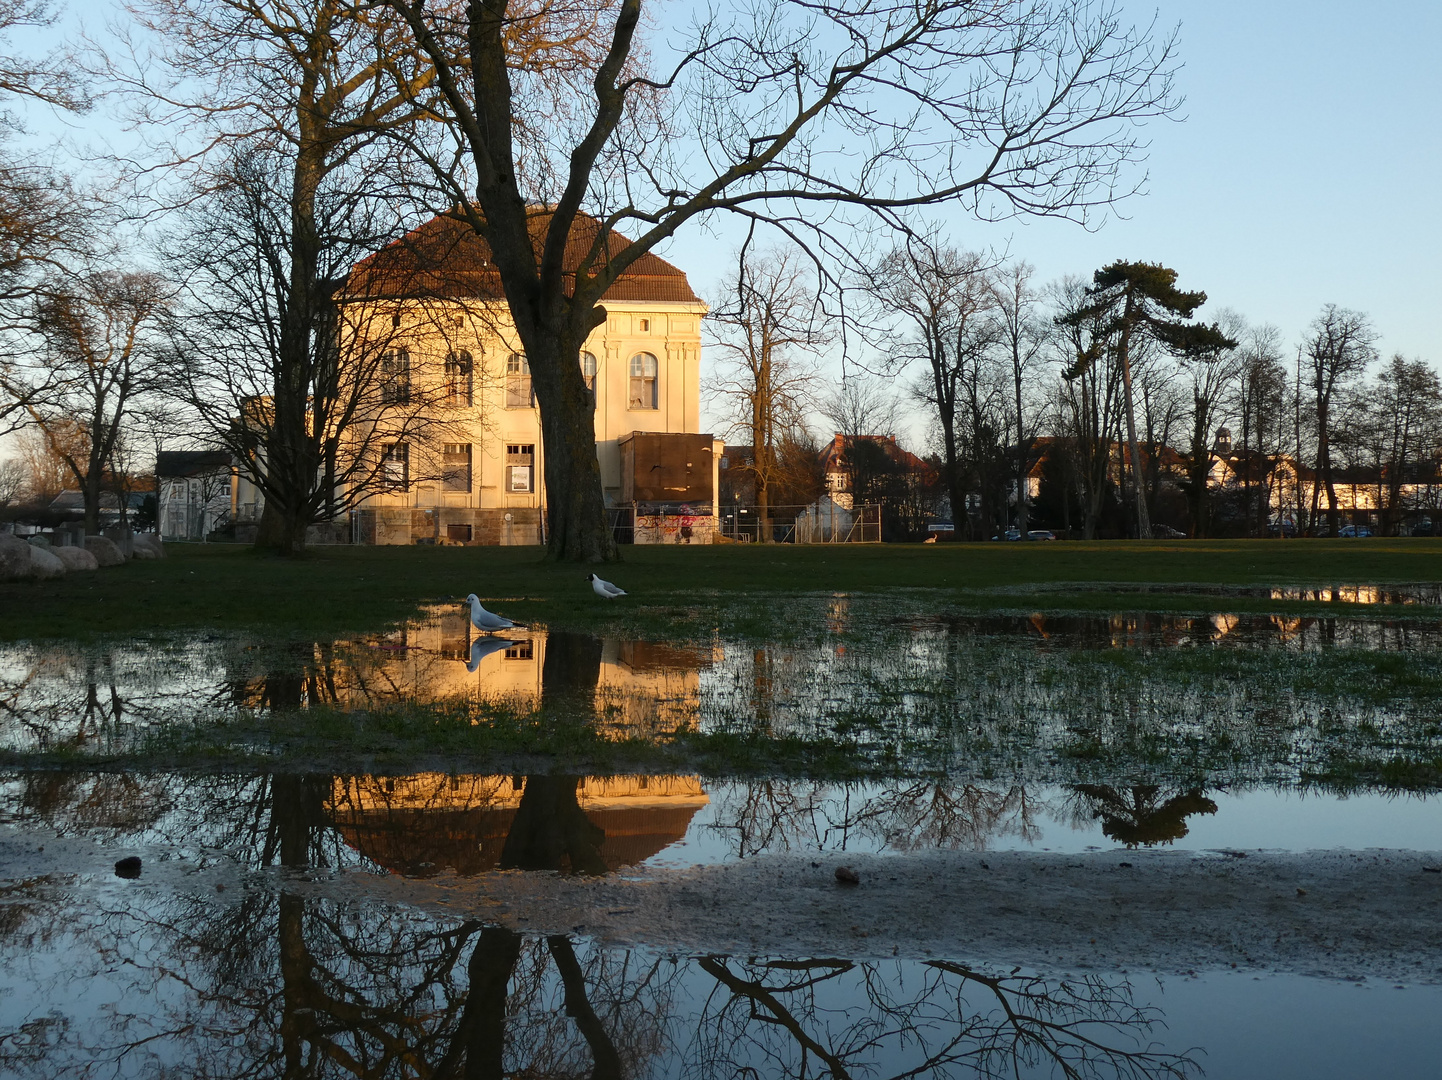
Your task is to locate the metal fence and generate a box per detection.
[718,503,882,544]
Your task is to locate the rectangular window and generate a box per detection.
[629,352,658,410]
[504,641,534,661]
[506,443,534,492]
[381,443,409,490]
[380,348,411,404]
[505,353,533,409]
[445,523,473,543]
[445,351,473,406]
[443,443,472,491]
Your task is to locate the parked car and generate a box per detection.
[1266,522,1298,538]
[1026,529,1057,541]
[1151,524,1186,539]
[991,528,1022,541]
[1337,525,1373,538]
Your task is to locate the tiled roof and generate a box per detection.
[347,211,702,304]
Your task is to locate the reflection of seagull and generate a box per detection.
[465,593,525,631]
[587,573,627,599]
[467,636,517,672]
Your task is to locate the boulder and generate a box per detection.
[0,534,33,580]
[84,535,126,567]
[132,533,165,559]
[130,542,157,560]
[52,545,99,572]
[28,545,65,578]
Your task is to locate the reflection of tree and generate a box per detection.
[693,956,1197,1080]
[1068,786,1218,848]
[709,780,1048,857]
[500,776,608,875]
[3,774,1198,1080]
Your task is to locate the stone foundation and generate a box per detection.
[352,507,543,546]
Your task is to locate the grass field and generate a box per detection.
[2,537,1441,642]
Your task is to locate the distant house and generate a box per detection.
[819,434,934,511]
[157,450,233,540]
[48,490,149,527]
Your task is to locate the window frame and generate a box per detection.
[445,350,474,407]
[380,347,411,405]
[506,443,535,492]
[442,442,472,492]
[628,351,658,411]
[380,442,410,491]
[505,352,534,409]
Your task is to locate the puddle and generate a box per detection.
[0,872,1438,1079]
[5,608,1442,778]
[4,773,1439,878]
[1034,582,1442,606]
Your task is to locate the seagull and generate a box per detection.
[587,573,627,599]
[467,636,517,673]
[464,594,525,632]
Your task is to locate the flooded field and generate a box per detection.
[3,590,1442,1076]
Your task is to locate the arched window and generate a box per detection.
[581,351,598,409]
[505,352,533,409]
[629,352,658,410]
[445,350,473,406]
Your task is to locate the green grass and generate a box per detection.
[4,538,1442,642]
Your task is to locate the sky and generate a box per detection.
[685,0,1442,437]
[9,0,1441,448]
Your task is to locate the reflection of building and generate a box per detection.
[233,613,716,737]
[327,773,709,876]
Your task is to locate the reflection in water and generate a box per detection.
[5,607,1442,791]
[1067,786,1220,848]
[0,766,1200,1080]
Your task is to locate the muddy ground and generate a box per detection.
[6,830,1440,984]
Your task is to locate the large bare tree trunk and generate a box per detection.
[528,332,615,562]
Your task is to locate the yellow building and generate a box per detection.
[337,212,720,545]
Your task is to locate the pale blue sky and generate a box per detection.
[15,1,1441,442]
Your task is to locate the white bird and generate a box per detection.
[467,636,516,673]
[587,573,627,599]
[465,593,525,632]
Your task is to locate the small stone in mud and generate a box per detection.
[1119,862,1133,868]
[114,856,142,879]
[1297,888,1308,896]
[835,866,860,885]
[1423,866,1441,874]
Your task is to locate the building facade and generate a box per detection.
[340,213,716,545]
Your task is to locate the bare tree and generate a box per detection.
[378,0,1180,560]
[159,149,466,543]
[820,373,902,442]
[1174,309,1245,537]
[0,0,93,436]
[1357,355,1441,535]
[10,269,168,534]
[1232,323,1288,536]
[1303,305,1377,535]
[1053,275,1126,539]
[708,240,824,540]
[0,453,22,507]
[111,0,462,553]
[991,260,1048,535]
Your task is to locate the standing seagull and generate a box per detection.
[464,594,525,632]
[587,573,627,599]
